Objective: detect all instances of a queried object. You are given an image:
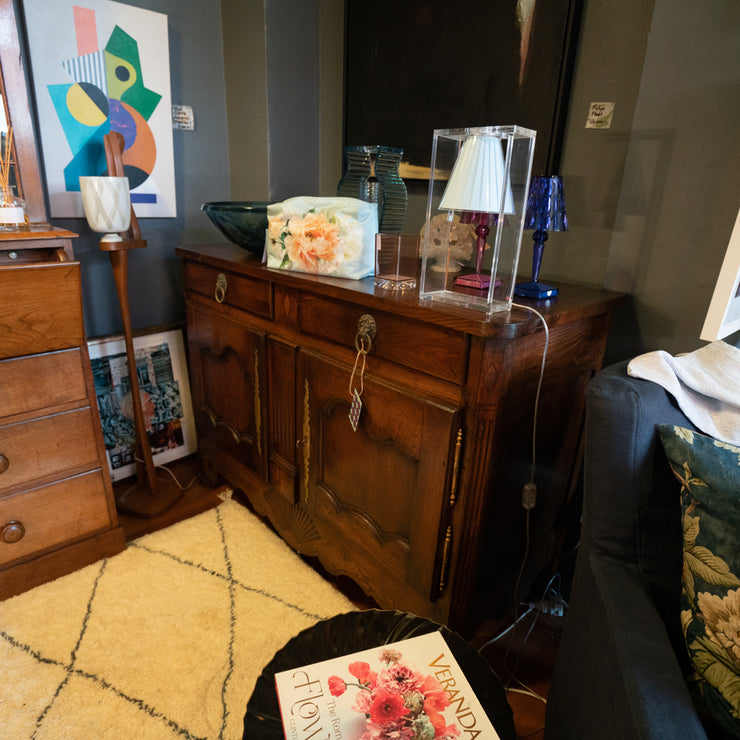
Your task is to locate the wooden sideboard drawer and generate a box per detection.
[0,407,102,492]
[183,261,273,319]
[0,262,84,359]
[0,471,113,566]
[0,349,89,421]
[295,292,468,384]
[0,247,67,264]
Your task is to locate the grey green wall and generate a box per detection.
[223,0,740,359]
[21,0,232,339]
[222,0,343,202]
[19,0,738,356]
[551,0,740,358]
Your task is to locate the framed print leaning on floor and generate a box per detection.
[87,328,197,482]
[701,207,740,341]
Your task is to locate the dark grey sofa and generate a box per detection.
[545,360,711,739]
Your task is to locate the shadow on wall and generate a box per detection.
[603,296,644,365]
[607,128,675,293]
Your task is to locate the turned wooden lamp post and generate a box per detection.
[79,132,181,517]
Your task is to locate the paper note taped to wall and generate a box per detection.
[172,105,195,131]
[586,102,615,129]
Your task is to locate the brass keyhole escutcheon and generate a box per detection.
[214,273,228,303]
[1,520,25,544]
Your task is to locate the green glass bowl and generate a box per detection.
[201,201,272,256]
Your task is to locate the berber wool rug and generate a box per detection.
[0,495,355,739]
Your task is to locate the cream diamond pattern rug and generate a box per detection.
[0,497,355,739]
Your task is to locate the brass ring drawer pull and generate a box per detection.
[215,273,228,303]
[0,453,8,474]
[1,520,25,544]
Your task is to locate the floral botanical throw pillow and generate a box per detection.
[660,425,740,737]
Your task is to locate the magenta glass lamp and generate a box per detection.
[514,175,568,299]
[438,134,514,290]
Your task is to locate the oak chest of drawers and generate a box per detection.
[178,243,625,634]
[0,229,125,599]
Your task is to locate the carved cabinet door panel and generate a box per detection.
[297,349,462,614]
[186,305,267,479]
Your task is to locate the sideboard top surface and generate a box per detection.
[0,225,78,243]
[176,243,626,341]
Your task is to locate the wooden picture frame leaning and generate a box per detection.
[87,327,197,482]
[344,0,583,178]
[701,207,740,342]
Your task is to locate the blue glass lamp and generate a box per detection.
[514,175,568,299]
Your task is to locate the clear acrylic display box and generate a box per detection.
[419,125,536,315]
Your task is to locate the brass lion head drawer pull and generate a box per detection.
[1,520,25,544]
[355,314,377,353]
[214,272,228,303]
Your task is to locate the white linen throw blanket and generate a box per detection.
[628,340,740,445]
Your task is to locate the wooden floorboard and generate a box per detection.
[472,609,562,740]
[115,456,227,541]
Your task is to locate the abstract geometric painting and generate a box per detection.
[22,0,175,217]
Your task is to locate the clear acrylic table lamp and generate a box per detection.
[420,126,536,315]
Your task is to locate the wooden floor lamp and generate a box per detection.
[80,132,182,518]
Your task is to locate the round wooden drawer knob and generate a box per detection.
[1,521,25,544]
[0,453,8,474]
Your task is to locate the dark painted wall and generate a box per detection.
[19,0,231,340]
[224,0,740,357]
[264,1,321,199]
[16,0,740,355]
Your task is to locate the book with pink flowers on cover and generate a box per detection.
[274,630,501,740]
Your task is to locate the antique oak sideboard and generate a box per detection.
[177,243,624,633]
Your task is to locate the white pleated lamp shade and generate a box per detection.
[439,135,515,214]
[79,176,131,240]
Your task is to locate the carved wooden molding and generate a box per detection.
[201,404,243,445]
[290,503,320,545]
[254,349,262,455]
[302,378,311,506]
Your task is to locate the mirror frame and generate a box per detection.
[0,0,47,223]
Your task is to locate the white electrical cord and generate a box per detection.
[498,302,551,695]
[133,454,202,491]
[508,301,550,609]
[479,305,557,730]
[510,302,550,490]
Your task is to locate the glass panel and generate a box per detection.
[0,0,47,222]
[0,30,18,200]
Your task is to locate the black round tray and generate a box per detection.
[243,609,516,739]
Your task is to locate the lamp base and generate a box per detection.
[115,475,184,519]
[514,280,559,299]
[454,272,490,290]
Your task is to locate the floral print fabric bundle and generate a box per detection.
[265,196,378,279]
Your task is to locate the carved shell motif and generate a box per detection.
[290,504,320,545]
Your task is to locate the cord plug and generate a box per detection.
[529,599,565,617]
[521,482,537,510]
